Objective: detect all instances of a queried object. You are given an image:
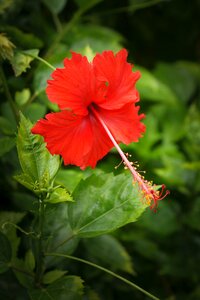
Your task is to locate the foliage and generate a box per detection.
[0,0,200,300]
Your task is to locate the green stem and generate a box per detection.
[0,65,19,123]
[45,252,160,300]
[35,197,45,285]
[21,51,56,71]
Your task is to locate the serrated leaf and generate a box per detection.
[0,232,12,274]
[29,276,84,300]
[0,136,15,157]
[11,49,39,76]
[14,173,35,191]
[84,234,134,274]
[68,173,148,238]
[42,270,67,284]
[42,0,67,14]
[25,250,35,272]
[16,113,60,186]
[46,187,73,204]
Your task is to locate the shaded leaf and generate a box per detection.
[83,234,134,274]
[25,250,35,272]
[0,116,15,135]
[0,232,12,274]
[0,211,26,259]
[28,276,84,300]
[0,136,15,157]
[68,173,148,238]
[75,0,103,9]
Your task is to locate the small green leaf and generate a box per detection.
[25,250,35,272]
[68,173,148,238]
[42,270,67,284]
[55,169,84,193]
[0,136,15,157]
[42,0,67,14]
[0,232,12,274]
[24,103,47,123]
[29,276,84,300]
[16,113,60,187]
[14,173,35,191]
[13,257,34,288]
[84,234,134,274]
[46,187,73,204]
[15,88,31,106]
[11,49,39,76]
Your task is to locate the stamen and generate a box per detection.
[91,107,169,209]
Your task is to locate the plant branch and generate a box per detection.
[35,196,45,285]
[45,252,160,300]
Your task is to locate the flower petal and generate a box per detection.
[46,52,94,115]
[98,103,145,144]
[93,49,140,110]
[31,111,113,169]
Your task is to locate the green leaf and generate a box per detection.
[46,187,73,204]
[15,88,31,107]
[25,250,35,272]
[55,169,84,192]
[11,49,39,76]
[0,232,12,274]
[154,62,196,103]
[83,234,134,274]
[13,257,34,288]
[136,65,178,104]
[29,276,84,300]
[0,116,15,135]
[0,136,15,157]
[68,173,148,238]
[42,0,67,14]
[16,113,60,188]
[42,270,67,284]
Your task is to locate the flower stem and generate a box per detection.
[45,252,160,300]
[35,196,45,285]
[0,65,19,123]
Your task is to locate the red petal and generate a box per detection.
[46,52,95,115]
[97,103,146,144]
[93,49,140,110]
[31,111,113,169]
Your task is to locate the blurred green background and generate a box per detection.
[1,0,200,299]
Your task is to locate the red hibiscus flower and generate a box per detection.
[32,49,145,169]
[32,48,169,208]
